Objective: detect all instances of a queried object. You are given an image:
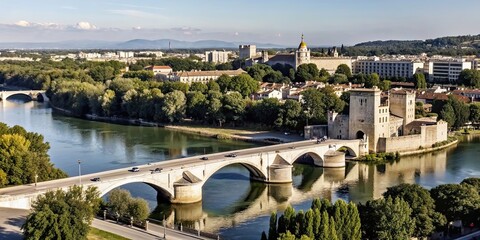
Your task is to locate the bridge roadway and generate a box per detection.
[0,139,365,209]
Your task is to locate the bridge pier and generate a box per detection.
[321,151,346,168]
[171,183,202,204]
[266,164,293,183]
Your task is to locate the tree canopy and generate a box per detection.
[22,185,101,240]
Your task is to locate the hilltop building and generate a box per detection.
[246,35,352,73]
[326,87,447,153]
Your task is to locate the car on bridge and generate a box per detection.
[151,168,162,173]
[225,153,237,157]
[200,156,209,160]
[91,177,101,182]
[130,167,140,172]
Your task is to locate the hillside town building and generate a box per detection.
[239,45,257,59]
[352,57,424,79]
[170,69,246,84]
[245,35,352,73]
[205,50,230,63]
[427,58,472,83]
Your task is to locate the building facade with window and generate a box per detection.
[427,58,472,83]
[352,57,423,79]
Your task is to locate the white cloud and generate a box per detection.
[234,32,239,36]
[14,20,62,29]
[15,20,31,27]
[74,22,97,30]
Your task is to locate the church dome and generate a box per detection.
[298,34,307,49]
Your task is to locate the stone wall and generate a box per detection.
[327,112,349,139]
[378,120,448,153]
[304,125,328,139]
[378,134,423,153]
[310,57,352,74]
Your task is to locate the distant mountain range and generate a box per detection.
[0,39,285,50]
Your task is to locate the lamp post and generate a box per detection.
[34,173,38,187]
[163,215,166,239]
[77,160,82,185]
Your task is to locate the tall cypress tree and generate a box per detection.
[329,217,339,240]
[268,212,278,240]
[295,210,305,238]
[317,211,330,240]
[284,205,296,234]
[312,208,321,237]
[344,202,361,240]
[304,209,314,239]
[261,231,268,240]
[333,200,348,239]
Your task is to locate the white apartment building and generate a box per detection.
[205,50,230,63]
[170,69,246,84]
[427,58,472,83]
[239,45,256,59]
[117,51,134,58]
[353,57,423,79]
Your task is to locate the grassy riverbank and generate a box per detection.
[165,123,304,143]
[51,104,304,144]
[87,227,130,240]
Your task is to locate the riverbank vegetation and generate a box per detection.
[2,59,480,133]
[263,178,480,240]
[0,123,67,187]
[358,152,400,163]
[106,188,150,223]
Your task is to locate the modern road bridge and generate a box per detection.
[0,139,367,209]
[0,90,48,102]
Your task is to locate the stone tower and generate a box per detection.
[295,34,311,69]
[389,90,416,129]
[348,87,390,153]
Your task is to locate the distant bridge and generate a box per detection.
[0,139,367,209]
[0,90,48,102]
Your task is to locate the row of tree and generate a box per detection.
[264,178,480,240]
[434,95,480,129]
[0,123,67,187]
[107,188,150,223]
[48,74,346,129]
[262,199,361,240]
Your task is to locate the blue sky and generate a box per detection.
[1,0,479,46]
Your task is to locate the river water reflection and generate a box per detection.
[1,100,480,240]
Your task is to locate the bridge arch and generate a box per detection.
[201,161,267,188]
[336,145,359,158]
[3,93,34,101]
[290,150,324,167]
[96,178,173,201]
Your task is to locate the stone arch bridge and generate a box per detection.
[0,90,48,102]
[0,139,366,209]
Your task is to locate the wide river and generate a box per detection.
[1,99,480,240]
